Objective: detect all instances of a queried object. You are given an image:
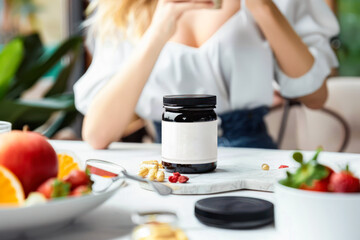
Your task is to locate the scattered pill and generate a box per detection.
[262,164,270,171]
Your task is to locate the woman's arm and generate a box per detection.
[324,0,337,13]
[83,0,214,149]
[83,31,165,149]
[246,0,328,109]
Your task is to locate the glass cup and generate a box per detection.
[0,121,11,134]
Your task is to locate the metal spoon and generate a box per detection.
[86,159,173,196]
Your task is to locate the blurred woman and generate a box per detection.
[75,0,339,149]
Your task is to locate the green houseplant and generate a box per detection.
[0,33,82,137]
[337,0,360,76]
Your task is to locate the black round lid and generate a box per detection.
[163,95,216,107]
[194,197,274,229]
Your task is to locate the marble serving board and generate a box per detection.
[53,141,296,195]
[140,168,290,195]
[140,150,296,195]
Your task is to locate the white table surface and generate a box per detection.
[33,140,360,240]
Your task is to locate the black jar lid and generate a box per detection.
[195,196,274,229]
[163,95,216,107]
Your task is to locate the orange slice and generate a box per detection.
[57,153,80,179]
[0,165,25,206]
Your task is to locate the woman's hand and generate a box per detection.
[148,0,214,43]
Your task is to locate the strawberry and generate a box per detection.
[36,178,70,199]
[280,148,334,192]
[329,166,360,193]
[299,167,334,192]
[63,170,91,190]
[71,185,92,197]
[300,179,329,192]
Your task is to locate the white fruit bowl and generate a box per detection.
[0,175,125,239]
[275,182,360,240]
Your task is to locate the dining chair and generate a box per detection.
[266,77,360,153]
[323,77,360,153]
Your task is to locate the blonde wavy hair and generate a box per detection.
[85,0,158,43]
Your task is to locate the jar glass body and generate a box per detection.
[161,107,217,174]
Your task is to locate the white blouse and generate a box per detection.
[74,0,339,121]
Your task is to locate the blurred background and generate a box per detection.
[0,0,359,153]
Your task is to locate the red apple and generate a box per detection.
[0,130,58,196]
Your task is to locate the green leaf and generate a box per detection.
[51,179,71,198]
[39,111,67,138]
[292,152,303,164]
[279,171,294,187]
[0,38,24,100]
[16,33,45,74]
[303,164,329,187]
[0,33,82,137]
[7,35,83,99]
[280,150,329,189]
[291,165,312,188]
[38,110,77,138]
[15,94,75,109]
[7,33,44,96]
[85,169,94,190]
[311,147,323,161]
[0,94,76,130]
[45,38,82,97]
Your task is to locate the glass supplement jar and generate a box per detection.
[162,95,217,173]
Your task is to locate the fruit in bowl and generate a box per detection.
[275,149,360,240]
[0,130,92,207]
[0,130,58,196]
[0,131,126,236]
[279,148,360,193]
[35,169,92,199]
[0,165,25,206]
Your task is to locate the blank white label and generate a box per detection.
[162,121,218,164]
